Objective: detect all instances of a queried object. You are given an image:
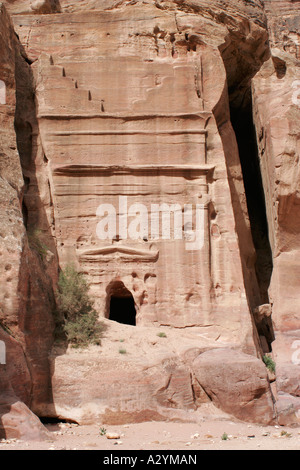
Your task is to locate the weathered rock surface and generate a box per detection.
[10,0,268,350]
[251,0,300,426]
[0,0,299,436]
[264,0,300,58]
[192,348,276,424]
[3,0,60,14]
[0,327,48,440]
[0,2,56,438]
[41,320,275,425]
[0,364,48,439]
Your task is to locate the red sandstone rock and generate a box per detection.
[0,0,299,432]
[192,348,276,424]
[3,0,60,14]
[0,344,48,440]
[11,1,265,353]
[0,2,56,438]
[251,0,300,426]
[0,396,49,440]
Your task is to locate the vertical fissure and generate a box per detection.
[230,98,273,304]
[230,93,275,352]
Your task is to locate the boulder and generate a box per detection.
[192,348,276,424]
[0,366,49,440]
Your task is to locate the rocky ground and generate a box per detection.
[1,419,300,451]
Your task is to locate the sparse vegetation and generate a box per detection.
[281,430,292,438]
[119,348,127,354]
[157,332,167,338]
[221,432,228,441]
[99,427,107,436]
[54,265,103,348]
[263,355,276,373]
[27,228,48,262]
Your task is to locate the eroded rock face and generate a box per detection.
[0,0,299,432]
[3,0,60,14]
[0,2,55,438]
[42,321,275,425]
[251,0,300,426]
[0,360,49,440]
[264,0,300,58]
[10,0,276,425]
[10,1,268,350]
[192,348,276,424]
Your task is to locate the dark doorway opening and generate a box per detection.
[110,295,136,326]
[106,280,136,326]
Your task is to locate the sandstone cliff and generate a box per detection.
[0,2,56,439]
[0,0,299,437]
[252,0,300,425]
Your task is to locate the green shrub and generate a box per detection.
[119,348,127,354]
[157,332,167,338]
[221,432,228,441]
[55,265,102,348]
[263,355,276,373]
[281,430,292,438]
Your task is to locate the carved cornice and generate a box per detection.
[77,245,159,263]
[53,164,215,177]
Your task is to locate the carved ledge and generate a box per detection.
[77,245,159,263]
[38,112,212,121]
[53,164,215,176]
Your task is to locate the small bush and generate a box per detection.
[157,332,167,338]
[119,348,127,354]
[221,432,228,441]
[55,265,102,348]
[281,430,292,438]
[263,355,276,373]
[99,427,107,436]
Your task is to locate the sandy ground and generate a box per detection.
[1,419,300,451]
